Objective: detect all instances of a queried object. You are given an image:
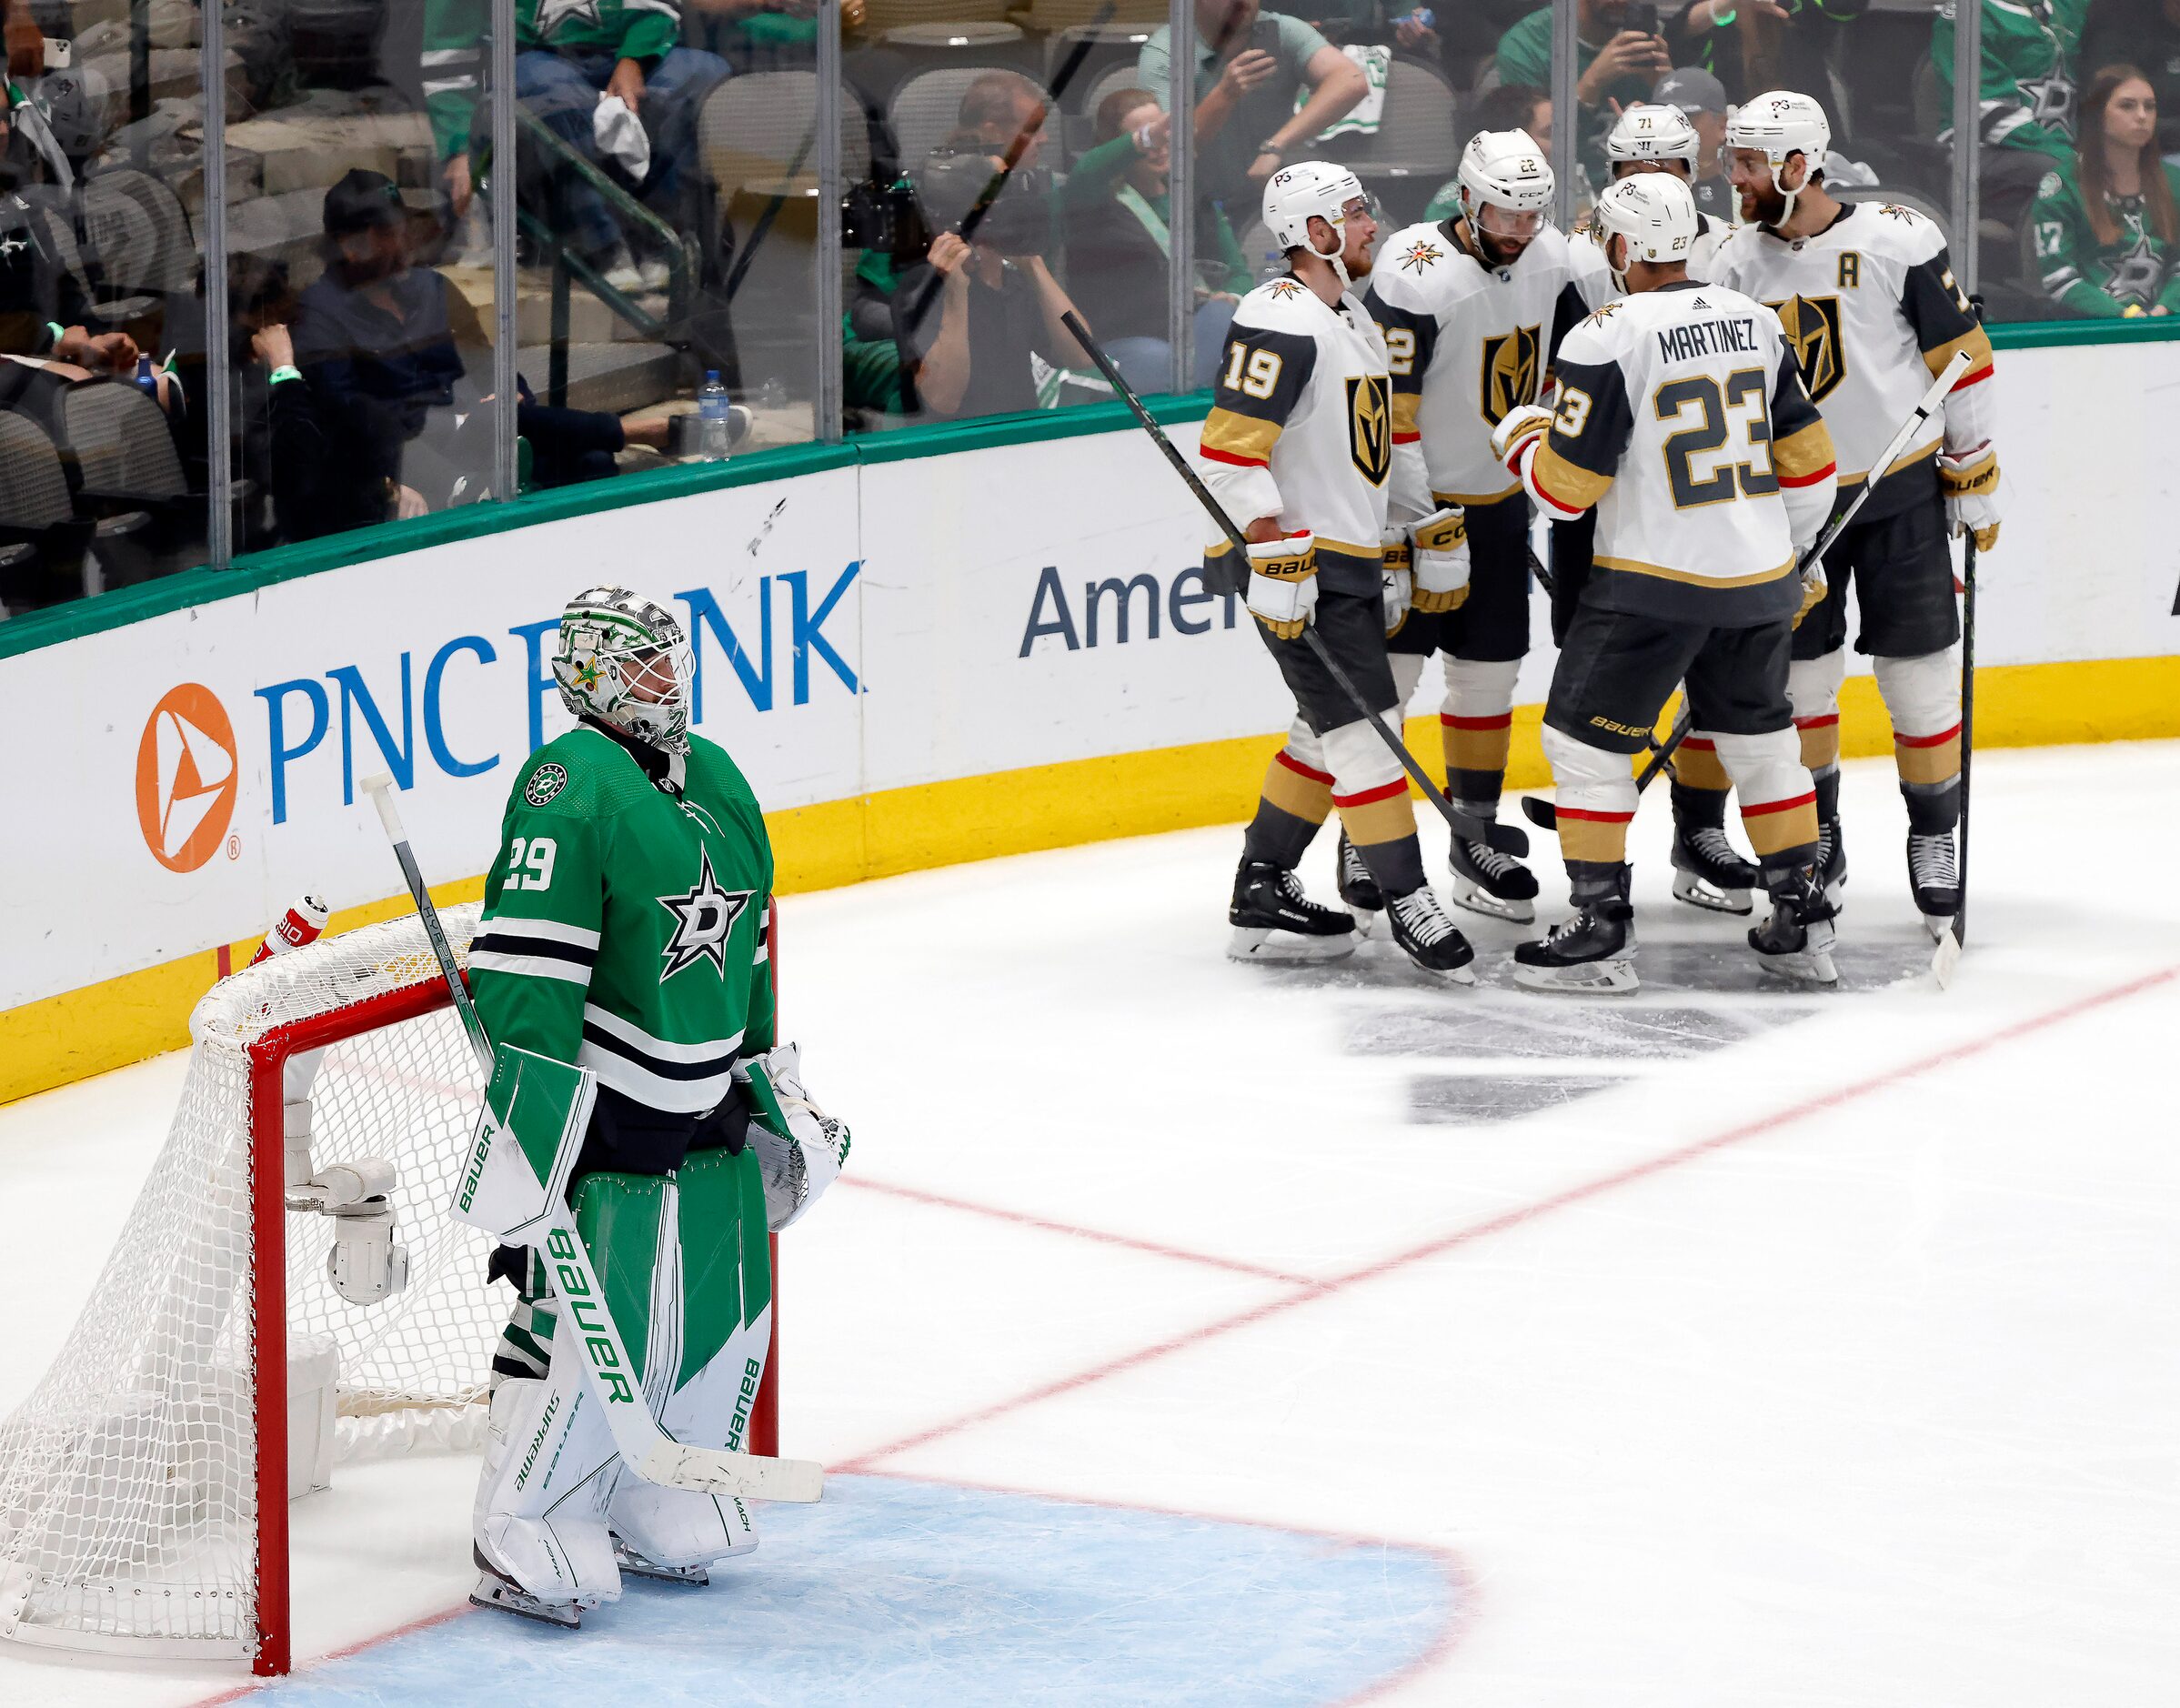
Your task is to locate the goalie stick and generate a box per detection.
[360,773,823,1506]
[1519,348,1973,836]
[1060,308,1527,859]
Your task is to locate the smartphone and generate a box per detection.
[42,35,71,70]
[1624,2,1660,35]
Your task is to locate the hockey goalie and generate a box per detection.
[461,586,850,1626]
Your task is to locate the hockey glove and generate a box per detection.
[1408,507,1470,613]
[1938,445,2000,551]
[1380,527,1413,638]
[1793,563,1828,631]
[738,1042,850,1231]
[1244,532,1318,640]
[1490,403,1554,476]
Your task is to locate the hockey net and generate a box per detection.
[0,906,778,1673]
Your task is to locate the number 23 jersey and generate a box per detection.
[1529,281,1837,624]
[469,719,777,1115]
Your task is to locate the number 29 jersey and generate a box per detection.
[1526,281,1837,626]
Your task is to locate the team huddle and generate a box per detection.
[1204,89,1998,992]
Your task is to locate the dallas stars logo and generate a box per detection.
[534,0,603,32]
[1396,238,1443,274]
[2018,65,2075,139]
[656,848,754,980]
[2105,232,2164,306]
[0,231,28,258]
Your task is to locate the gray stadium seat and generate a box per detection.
[889,65,1052,169]
[1080,60,1148,125]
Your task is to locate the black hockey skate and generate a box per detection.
[1228,858,1357,963]
[613,1535,711,1586]
[470,1545,585,1628]
[1335,830,1383,931]
[1905,829,1960,941]
[1448,831,1539,923]
[1384,884,1478,982]
[1670,823,1759,915]
[1815,815,1847,909]
[1513,893,1638,993]
[1749,869,1840,986]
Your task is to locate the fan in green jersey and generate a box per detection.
[2030,66,2180,318]
[466,586,851,1626]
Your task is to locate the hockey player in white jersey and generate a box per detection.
[1492,173,1843,990]
[1705,90,1999,937]
[1359,129,1597,927]
[1205,161,1475,979]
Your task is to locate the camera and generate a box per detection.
[913,150,1055,258]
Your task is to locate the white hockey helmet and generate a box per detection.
[1456,128,1556,218]
[553,586,696,754]
[1592,171,1699,288]
[1606,102,1700,171]
[1726,88,1831,217]
[1263,160,1369,283]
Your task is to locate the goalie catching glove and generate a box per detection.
[1937,444,2000,550]
[1243,532,1318,639]
[1408,507,1470,613]
[737,1042,849,1231]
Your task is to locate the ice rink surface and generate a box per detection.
[3,739,2177,1705]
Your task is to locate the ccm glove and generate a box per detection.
[1793,563,1828,630]
[1244,532,1318,640]
[1380,527,1413,638]
[1408,506,1470,613]
[1938,444,2000,551]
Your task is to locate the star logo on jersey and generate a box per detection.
[656,849,754,981]
[1396,238,1443,274]
[533,0,602,33]
[1767,294,1846,403]
[1476,324,1541,427]
[1265,277,1305,299]
[1582,300,1622,330]
[2018,65,2076,139]
[2105,232,2164,306]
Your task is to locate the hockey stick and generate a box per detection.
[360,774,823,1505]
[1931,527,1976,987]
[1060,308,1527,858]
[1520,349,1974,836]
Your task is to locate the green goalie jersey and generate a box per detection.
[2028,157,2180,316]
[469,720,776,1115]
[1933,0,2089,166]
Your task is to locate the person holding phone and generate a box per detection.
[1493,0,1672,180]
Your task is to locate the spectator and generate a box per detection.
[426,0,730,292]
[2029,64,2180,314]
[1423,83,1567,220]
[1137,0,1369,206]
[1063,88,1254,394]
[1934,0,2092,228]
[1663,0,1865,104]
[892,131,1095,419]
[0,184,135,370]
[1492,0,1670,179]
[2082,0,2180,156]
[1653,64,1735,222]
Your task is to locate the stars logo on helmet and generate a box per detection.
[1397,239,1444,273]
[574,659,602,691]
[656,848,755,980]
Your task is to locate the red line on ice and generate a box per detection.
[837,962,2179,1472]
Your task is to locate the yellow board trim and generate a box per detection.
[6,652,2180,1107]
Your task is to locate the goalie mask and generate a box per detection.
[552,587,695,754]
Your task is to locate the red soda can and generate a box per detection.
[250,894,330,966]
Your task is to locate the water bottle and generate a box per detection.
[696,370,733,462]
[250,894,330,967]
[135,354,157,397]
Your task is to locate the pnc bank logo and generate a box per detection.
[136,683,238,872]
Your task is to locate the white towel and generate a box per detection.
[594,94,651,180]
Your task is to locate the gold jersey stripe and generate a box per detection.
[1922,323,1994,381]
[1261,755,1335,822]
[1391,392,1422,436]
[1593,552,1795,589]
[1742,799,1820,858]
[1559,813,1632,863]
[1673,743,1732,792]
[1530,441,1613,509]
[1200,407,1282,463]
[1836,436,1940,489]
[1894,732,1963,786]
[1335,789,1418,847]
[1771,417,1837,481]
[1441,721,1512,774]
[1432,482,1522,507]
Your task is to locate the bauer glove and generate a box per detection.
[1408,506,1470,613]
[1490,403,1554,475]
[1793,562,1828,630]
[1938,445,2000,551]
[1380,526,1413,638]
[1244,532,1317,640]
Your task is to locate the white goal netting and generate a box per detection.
[0,909,497,1661]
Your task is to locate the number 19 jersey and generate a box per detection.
[1527,280,1837,626]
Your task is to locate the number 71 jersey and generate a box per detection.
[1530,281,1837,625]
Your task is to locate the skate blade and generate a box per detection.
[1227,925,1355,964]
[1671,869,1753,916]
[612,1544,711,1586]
[1931,922,1962,988]
[1512,958,1639,995]
[1755,948,1837,986]
[1342,903,1380,936]
[1918,909,1954,944]
[470,1576,583,1628]
[1447,874,1535,925]
[1406,956,1479,987]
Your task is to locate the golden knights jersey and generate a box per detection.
[1361,220,1595,507]
[1706,201,1995,517]
[1524,282,1837,624]
[1198,275,1394,594]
